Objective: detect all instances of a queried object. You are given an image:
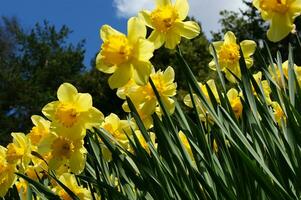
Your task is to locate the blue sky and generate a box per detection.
[0,0,128,66]
[0,0,245,66]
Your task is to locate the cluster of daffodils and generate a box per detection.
[0,83,104,199]
[184,29,301,128]
[95,0,198,158]
[2,0,301,198]
[96,0,200,89]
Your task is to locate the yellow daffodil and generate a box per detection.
[251,72,272,104]
[53,173,91,200]
[133,130,156,154]
[0,146,16,197]
[139,0,200,49]
[42,83,104,139]
[261,80,272,104]
[183,79,219,122]
[253,0,301,42]
[27,115,51,147]
[271,101,285,124]
[102,113,134,147]
[100,114,136,161]
[212,139,218,154]
[117,66,177,128]
[16,178,29,200]
[6,132,32,171]
[227,88,243,119]
[209,31,256,83]
[38,130,87,174]
[96,17,155,89]
[178,131,193,159]
[269,60,301,88]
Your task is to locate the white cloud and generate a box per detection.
[113,0,154,18]
[189,0,246,35]
[113,0,246,36]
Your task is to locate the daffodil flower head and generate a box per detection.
[101,113,134,148]
[16,178,32,200]
[117,66,177,128]
[251,72,273,104]
[178,130,193,159]
[28,115,51,147]
[42,132,87,175]
[96,17,155,89]
[53,173,91,200]
[271,101,286,124]
[253,0,301,42]
[6,132,32,171]
[183,79,219,123]
[227,88,243,119]
[132,130,156,154]
[0,146,16,197]
[209,31,256,83]
[42,83,104,139]
[139,0,200,49]
[268,60,301,88]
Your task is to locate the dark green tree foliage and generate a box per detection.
[212,0,301,65]
[0,17,85,144]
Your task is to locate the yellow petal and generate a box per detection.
[108,65,132,89]
[70,149,86,175]
[96,53,116,73]
[48,157,64,171]
[138,10,154,28]
[132,61,152,85]
[75,93,92,112]
[209,60,217,70]
[175,0,189,20]
[165,32,181,49]
[141,99,157,115]
[227,88,239,99]
[289,1,301,18]
[31,115,44,126]
[224,31,237,44]
[174,21,200,39]
[42,101,59,121]
[100,25,122,41]
[244,57,254,68]
[57,83,78,103]
[136,39,154,61]
[148,30,165,49]
[128,17,147,44]
[156,0,171,6]
[241,40,256,57]
[209,41,223,55]
[267,14,293,42]
[183,94,193,107]
[162,97,175,114]
[83,107,104,130]
[163,66,175,84]
[252,0,260,8]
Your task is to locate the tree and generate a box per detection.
[0,17,85,145]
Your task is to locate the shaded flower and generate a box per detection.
[227,88,243,119]
[53,173,91,200]
[209,31,256,83]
